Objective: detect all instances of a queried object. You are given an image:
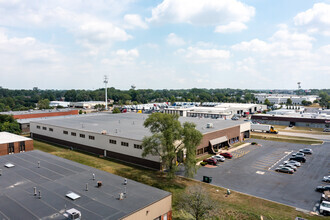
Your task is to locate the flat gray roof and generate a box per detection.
[0,108,77,116]
[0,132,32,144]
[32,113,246,140]
[0,150,171,220]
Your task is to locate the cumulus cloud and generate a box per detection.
[215,22,247,33]
[147,0,254,32]
[178,46,230,63]
[101,49,139,66]
[124,14,148,29]
[294,3,330,36]
[166,33,186,46]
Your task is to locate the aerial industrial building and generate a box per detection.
[0,150,172,220]
[0,132,33,156]
[30,113,250,169]
[254,93,318,105]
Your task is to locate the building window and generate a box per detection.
[121,142,129,147]
[89,135,95,140]
[134,144,142,149]
[8,143,14,154]
[37,125,40,129]
[19,141,25,152]
[71,132,76,136]
[80,134,85,138]
[49,128,53,132]
[109,139,117,144]
[42,127,47,130]
[63,131,68,135]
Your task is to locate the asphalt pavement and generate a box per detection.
[194,139,330,211]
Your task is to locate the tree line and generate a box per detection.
[1,87,329,111]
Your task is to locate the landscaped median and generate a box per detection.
[34,140,324,220]
[251,133,324,145]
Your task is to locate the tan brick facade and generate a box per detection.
[0,139,33,156]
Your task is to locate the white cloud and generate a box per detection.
[215,22,247,33]
[124,14,148,29]
[147,0,255,31]
[294,3,330,36]
[178,46,230,63]
[101,49,139,66]
[232,39,270,52]
[166,33,186,46]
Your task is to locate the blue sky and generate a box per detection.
[0,0,330,90]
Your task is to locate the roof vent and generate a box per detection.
[4,163,15,168]
[101,130,107,134]
[64,208,81,220]
[66,192,81,200]
[206,123,213,128]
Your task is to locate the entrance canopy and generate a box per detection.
[209,136,228,146]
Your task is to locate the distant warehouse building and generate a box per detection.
[0,150,172,220]
[254,93,318,105]
[30,113,250,169]
[0,132,33,156]
[252,113,330,128]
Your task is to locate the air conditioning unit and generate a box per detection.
[206,123,213,128]
[64,208,81,220]
[101,130,107,134]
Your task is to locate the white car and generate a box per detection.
[212,155,225,162]
[319,201,330,215]
[283,161,301,167]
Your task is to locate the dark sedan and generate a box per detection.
[203,158,217,166]
[316,185,330,192]
[289,156,306,163]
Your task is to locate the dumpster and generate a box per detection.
[203,176,212,183]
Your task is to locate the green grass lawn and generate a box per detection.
[34,140,324,220]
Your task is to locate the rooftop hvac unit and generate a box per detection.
[101,130,107,134]
[206,123,213,128]
[64,208,81,220]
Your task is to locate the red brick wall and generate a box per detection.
[0,139,34,156]
[12,110,79,119]
[198,125,240,150]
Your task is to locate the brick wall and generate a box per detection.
[0,139,33,156]
[12,110,79,119]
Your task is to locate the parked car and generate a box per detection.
[292,152,305,157]
[231,117,239,120]
[319,201,330,215]
[211,155,225,162]
[316,185,330,192]
[203,158,217,165]
[220,152,233,158]
[299,148,313,154]
[323,176,330,183]
[283,160,301,167]
[323,128,330,132]
[321,191,330,202]
[289,156,306,163]
[275,167,294,174]
[279,164,297,171]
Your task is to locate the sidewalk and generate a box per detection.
[221,142,251,153]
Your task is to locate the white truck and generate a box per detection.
[251,124,278,134]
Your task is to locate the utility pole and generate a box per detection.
[104,75,108,110]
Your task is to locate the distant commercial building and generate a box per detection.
[164,103,267,119]
[252,113,330,128]
[254,93,318,105]
[70,101,107,109]
[0,132,33,156]
[30,113,250,169]
[0,150,172,220]
[0,109,79,133]
[49,101,71,108]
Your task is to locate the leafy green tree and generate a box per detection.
[178,185,216,220]
[112,107,121,114]
[286,98,292,106]
[264,98,271,106]
[0,115,21,134]
[142,113,202,178]
[37,99,50,109]
[182,122,203,178]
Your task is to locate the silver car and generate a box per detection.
[212,155,225,162]
[279,164,297,171]
[283,160,301,167]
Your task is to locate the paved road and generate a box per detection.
[279,131,330,142]
[194,139,330,211]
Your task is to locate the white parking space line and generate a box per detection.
[268,150,293,170]
[256,171,265,175]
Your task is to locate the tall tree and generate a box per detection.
[182,122,203,178]
[142,113,202,178]
[286,98,292,106]
[37,99,50,109]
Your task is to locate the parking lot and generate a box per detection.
[194,139,330,211]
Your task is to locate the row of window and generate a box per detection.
[8,142,26,154]
[36,125,142,149]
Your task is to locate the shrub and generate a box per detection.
[251,142,258,145]
[200,162,207,166]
